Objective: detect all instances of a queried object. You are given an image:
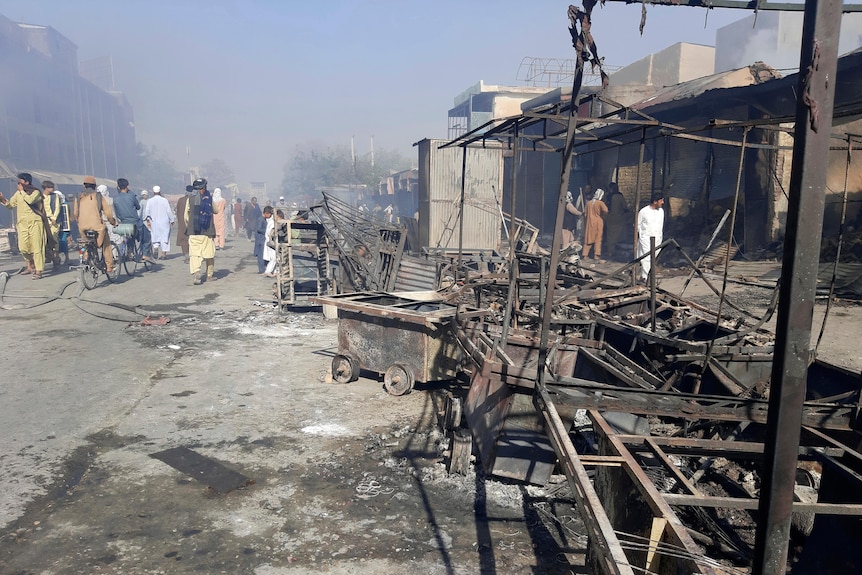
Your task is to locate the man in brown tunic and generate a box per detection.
[582,188,609,262]
[74,176,117,272]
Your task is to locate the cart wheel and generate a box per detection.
[383,364,414,396]
[331,354,359,384]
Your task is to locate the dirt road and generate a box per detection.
[0,236,583,575]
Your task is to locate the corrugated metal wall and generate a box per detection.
[417,139,504,250]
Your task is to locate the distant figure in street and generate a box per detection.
[262,207,276,277]
[254,205,273,274]
[233,198,243,237]
[212,187,227,250]
[582,188,608,262]
[244,197,261,241]
[637,192,665,283]
[139,189,149,218]
[144,185,175,259]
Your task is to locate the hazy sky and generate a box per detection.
[4,1,750,188]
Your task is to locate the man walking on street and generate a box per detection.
[144,185,175,259]
[233,198,243,238]
[41,180,63,268]
[139,189,149,219]
[185,178,219,284]
[244,196,261,241]
[0,173,46,278]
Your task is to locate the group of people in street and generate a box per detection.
[562,179,664,282]
[1,172,234,286]
[0,173,73,279]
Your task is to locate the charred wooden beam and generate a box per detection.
[533,384,638,575]
[664,494,862,515]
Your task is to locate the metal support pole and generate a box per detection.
[632,128,646,285]
[753,1,842,573]
[456,145,467,284]
[536,9,591,389]
[650,236,656,332]
[501,121,520,347]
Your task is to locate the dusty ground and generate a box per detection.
[0,235,586,575]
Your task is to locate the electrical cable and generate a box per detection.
[0,272,152,322]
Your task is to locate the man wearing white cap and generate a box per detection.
[143,185,175,259]
[139,189,149,219]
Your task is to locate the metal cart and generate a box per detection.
[312,292,465,395]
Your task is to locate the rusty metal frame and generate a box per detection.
[547,379,857,430]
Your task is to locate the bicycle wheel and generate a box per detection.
[80,263,98,289]
[106,243,121,283]
[123,242,137,276]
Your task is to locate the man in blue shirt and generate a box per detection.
[114,178,152,262]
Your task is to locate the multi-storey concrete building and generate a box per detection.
[0,14,135,200]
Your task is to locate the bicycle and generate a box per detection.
[114,223,151,276]
[78,230,121,289]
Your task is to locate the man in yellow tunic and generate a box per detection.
[184,178,220,285]
[42,180,62,267]
[0,172,46,278]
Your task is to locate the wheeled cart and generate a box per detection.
[312,292,465,395]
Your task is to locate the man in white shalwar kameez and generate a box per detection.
[144,186,175,258]
[636,192,665,282]
[263,212,277,276]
